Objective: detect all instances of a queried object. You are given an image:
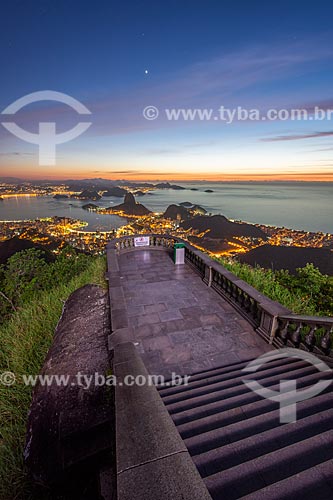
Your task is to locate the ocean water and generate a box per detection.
[0,182,332,233]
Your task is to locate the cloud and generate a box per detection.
[289,171,333,176]
[260,131,333,142]
[310,147,333,152]
[300,100,333,113]
[143,148,179,155]
[93,170,139,174]
[0,151,34,156]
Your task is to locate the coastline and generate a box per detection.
[0,182,332,234]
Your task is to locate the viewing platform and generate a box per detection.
[106,234,333,368]
[106,235,333,500]
[107,242,270,377]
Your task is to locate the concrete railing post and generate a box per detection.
[208,266,213,287]
[256,301,290,344]
[203,264,211,286]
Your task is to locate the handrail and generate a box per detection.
[106,234,333,360]
[108,234,177,252]
[276,314,333,356]
[113,342,212,500]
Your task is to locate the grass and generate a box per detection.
[215,257,331,316]
[0,256,106,500]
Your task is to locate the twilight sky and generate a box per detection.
[1,0,333,181]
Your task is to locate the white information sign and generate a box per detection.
[134,236,150,247]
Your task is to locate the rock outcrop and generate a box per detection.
[108,192,151,216]
[24,285,113,495]
[163,204,190,221]
[102,186,127,197]
[71,189,101,200]
[155,182,185,190]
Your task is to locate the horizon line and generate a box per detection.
[1,175,333,183]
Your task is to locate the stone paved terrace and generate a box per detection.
[111,249,271,377]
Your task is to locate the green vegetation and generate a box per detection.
[0,248,106,499]
[216,258,333,317]
[1,245,332,498]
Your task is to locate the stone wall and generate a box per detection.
[24,284,115,498]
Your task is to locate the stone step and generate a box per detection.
[158,355,289,391]
[158,359,296,398]
[176,385,333,439]
[239,459,333,500]
[193,408,333,476]
[161,360,308,405]
[161,349,333,500]
[166,364,318,415]
[184,388,333,455]
[204,429,333,500]
[170,369,330,425]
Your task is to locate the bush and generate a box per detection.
[216,258,333,317]
[0,247,93,325]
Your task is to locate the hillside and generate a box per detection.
[239,244,333,275]
[108,192,151,216]
[102,186,127,197]
[181,214,267,239]
[164,204,190,220]
[0,237,54,265]
[71,189,101,201]
[155,182,185,190]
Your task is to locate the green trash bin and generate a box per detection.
[174,242,185,264]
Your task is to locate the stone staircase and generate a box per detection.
[158,356,333,500]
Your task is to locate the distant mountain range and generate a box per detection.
[239,244,333,275]
[0,177,24,183]
[0,177,186,192]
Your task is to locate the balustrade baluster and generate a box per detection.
[304,324,317,350]
[320,326,332,353]
[239,291,246,307]
[291,322,303,346]
[243,293,251,312]
[279,319,290,342]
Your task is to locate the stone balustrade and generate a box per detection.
[115,234,176,252]
[107,234,333,362]
[275,315,333,357]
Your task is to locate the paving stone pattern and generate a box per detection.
[117,250,270,377]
